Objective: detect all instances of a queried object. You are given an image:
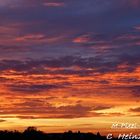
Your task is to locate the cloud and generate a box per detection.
[129,107,140,112]
[8,84,63,93]
[0,101,94,118]
[93,106,112,111]
[0,119,6,122]
[103,113,125,117]
[0,53,139,74]
[134,25,140,31]
[0,97,115,119]
[73,33,107,45]
[43,2,65,7]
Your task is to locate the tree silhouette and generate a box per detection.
[24,126,37,133]
[0,126,118,140]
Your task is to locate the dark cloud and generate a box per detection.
[129,107,140,112]
[0,119,6,122]
[0,97,115,119]
[7,83,67,93]
[0,101,94,118]
[0,0,140,63]
[1,52,140,75]
[93,106,112,111]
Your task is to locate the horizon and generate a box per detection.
[0,0,140,137]
[0,126,139,137]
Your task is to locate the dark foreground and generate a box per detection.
[0,126,133,140]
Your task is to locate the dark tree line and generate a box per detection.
[0,127,114,140]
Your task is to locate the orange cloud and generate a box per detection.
[73,34,90,44]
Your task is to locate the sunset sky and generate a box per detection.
[0,0,140,135]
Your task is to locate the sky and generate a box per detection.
[0,0,140,135]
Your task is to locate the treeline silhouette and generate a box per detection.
[0,126,114,140]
